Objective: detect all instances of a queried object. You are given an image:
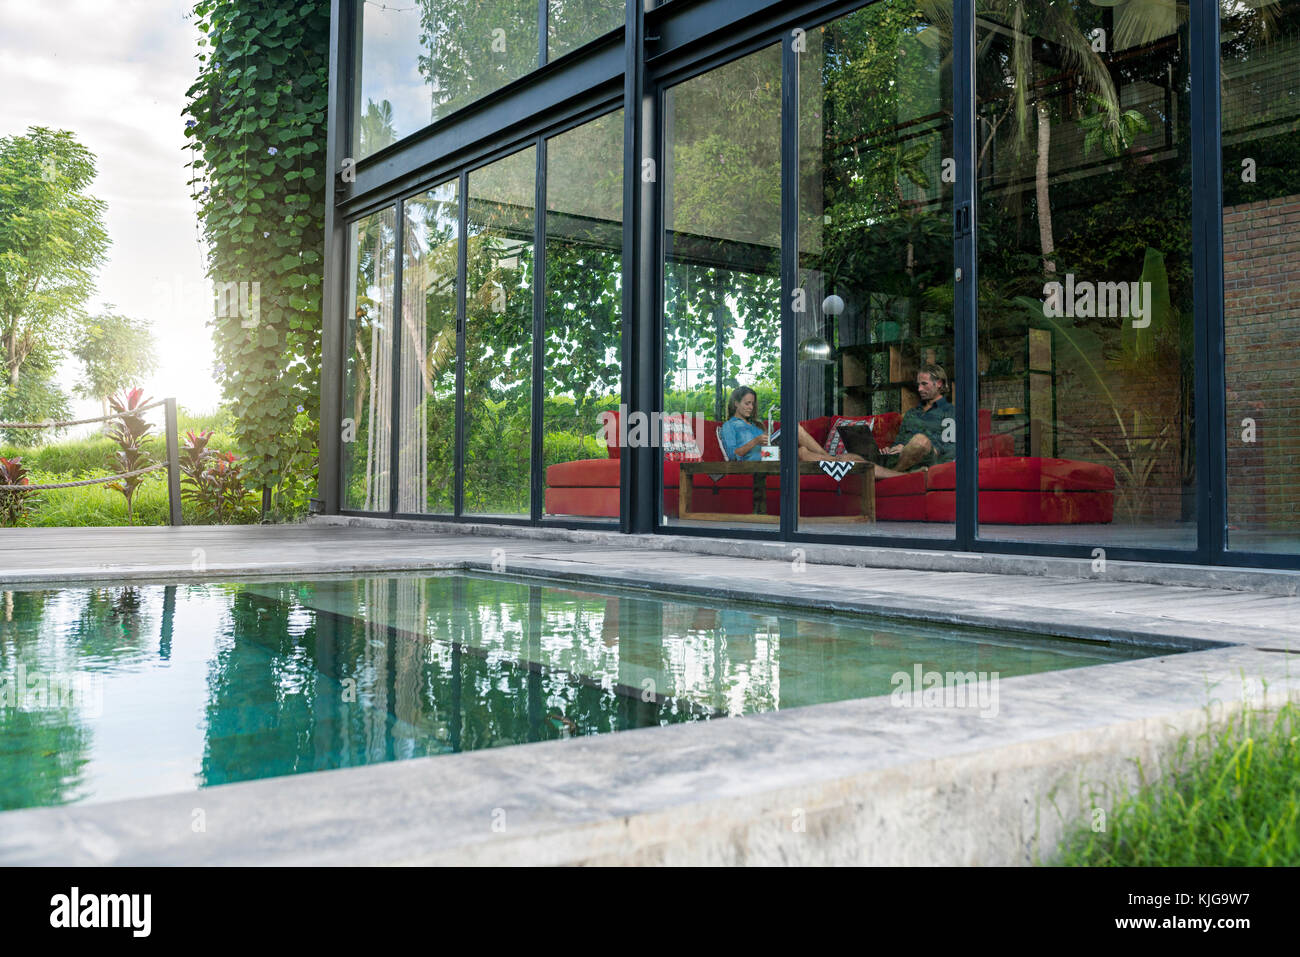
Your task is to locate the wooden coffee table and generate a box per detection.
[677,460,875,524]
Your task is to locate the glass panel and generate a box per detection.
[796,0,957,538]
[399,181,460,514]
[465,146,536,517]
[662,45,783,530]
[975,0,1195,548]
[342,206,398,512]
[549,0,623,60]
[542,111,625,523]
[1222,0,1300,552]
[357,1,540,160]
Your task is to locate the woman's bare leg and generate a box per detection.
[796,425,825,454]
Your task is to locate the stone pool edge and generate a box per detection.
[0,641,1294,866]
[2,550,1297,866]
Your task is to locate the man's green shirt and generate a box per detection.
[894,396,956,464]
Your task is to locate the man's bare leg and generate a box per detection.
[894,434,933,472]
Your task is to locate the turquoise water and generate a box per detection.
[0,574,1162,810]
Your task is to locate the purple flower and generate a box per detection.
[267,147,278,156]
[186,119,196,129]
[296,405,304,414]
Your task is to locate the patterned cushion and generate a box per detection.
[662,413,703,463]
[824,416,874,456]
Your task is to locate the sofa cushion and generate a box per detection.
[924,489,1115,524]
[598,409,621,459]
[664,459,754,490]
[925,457,1115,492]
[797,470,866,494]
[546,485,620,518]
[801,415,835,448]
[662,412,703,462]
[875,469,928,497]
[824,416,876,455]
[547,457,621,488]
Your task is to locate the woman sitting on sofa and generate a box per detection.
[717,387,860,462]
[719,386,907,479]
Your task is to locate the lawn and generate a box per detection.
[2,408,255,527]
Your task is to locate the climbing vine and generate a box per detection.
[182,0,329,517]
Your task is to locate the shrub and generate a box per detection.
[0,456,37,526]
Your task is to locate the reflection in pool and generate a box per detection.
[0,573,1161,810]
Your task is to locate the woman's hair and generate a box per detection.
[727,386,757,422]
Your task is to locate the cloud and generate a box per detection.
[1,0,222,416]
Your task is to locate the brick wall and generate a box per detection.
[1223,193,1300,534]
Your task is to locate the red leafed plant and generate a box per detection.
[179,430,256,523]
[0,457,37,526]
[106,388,154,525]
[205,451,258,523]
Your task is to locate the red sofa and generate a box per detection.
[544,410,1114,524]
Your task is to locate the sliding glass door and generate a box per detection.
[794,0,959,539]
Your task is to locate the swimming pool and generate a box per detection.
[0,573,1167,811]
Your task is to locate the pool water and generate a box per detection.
[0,574,1164,810]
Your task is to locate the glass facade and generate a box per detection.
[342,205,396,513]
[327,0,1300,570]
[1221,0,1300,553]
[663,45,782,530]
[543,110,625,522]
[399,181,459,514]
[796,0,957,537]
[355,0,625,160]
[975,0,1196,549]
[464,147,536,517]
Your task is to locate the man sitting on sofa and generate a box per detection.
[876,363,956,472]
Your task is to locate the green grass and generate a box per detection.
[1,407,255,527]
[1,407,240,476]
[14,470,250,527]
[1057,700,1300,866]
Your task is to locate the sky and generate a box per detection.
[0,0,221,429]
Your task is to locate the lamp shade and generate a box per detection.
[797,336,834,363]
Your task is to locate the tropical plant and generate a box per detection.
[179,428,219,516]
[206,451,259,523]
[183,0,328,518]
[178,428,258,523]
[1077,93,1153,160]
[105,388,155,526]
[1016,248,1184,523]
[0,456,36,526]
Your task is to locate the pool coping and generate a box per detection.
[1,553,1298,865]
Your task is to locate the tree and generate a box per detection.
[0,349,71,446]
[0,127,109,389]
[72,307,158,423]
